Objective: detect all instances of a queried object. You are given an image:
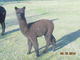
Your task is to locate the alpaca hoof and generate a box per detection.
[36,54,40,57]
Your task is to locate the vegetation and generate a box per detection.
[0,1,80,60]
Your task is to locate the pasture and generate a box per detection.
[0,1,80,60]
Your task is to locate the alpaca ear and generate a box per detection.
[15,7,18,10]
[23,6,26,9]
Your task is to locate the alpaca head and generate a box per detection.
[15,7,25,18]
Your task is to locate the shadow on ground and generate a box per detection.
[5,28,20,35]
[0,28,20,39]
[56,29,80,50]
[43,29,80,60]
[32,29,80,57]
[53,29,80,51]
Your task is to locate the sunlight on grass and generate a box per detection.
[0,1,80,60]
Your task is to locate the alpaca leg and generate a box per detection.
[51,34,56,51]
[1,22,5,35]
[43,34,51,53]
[27,39,32,54]
[31,38,39,57]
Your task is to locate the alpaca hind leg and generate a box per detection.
[1,22,5,35]
[43,34,51,53]
[51,34,56,51]
[27,39,32,54]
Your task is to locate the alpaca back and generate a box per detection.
[27,19,54,37]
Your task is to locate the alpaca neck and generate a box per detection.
[17,15,28,34]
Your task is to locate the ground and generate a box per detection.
[0,1,80,60]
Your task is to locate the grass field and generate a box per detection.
[0,1,80,60]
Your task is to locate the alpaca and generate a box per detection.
[15,7,56,57]
[0,6,6,35]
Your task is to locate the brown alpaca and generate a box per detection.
[15,7,56,57]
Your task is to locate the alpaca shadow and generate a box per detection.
[44,29,80,60]
[0,28,20,40]
[4,28,20,35]
[31,29,80,56]
[56,29,80,50]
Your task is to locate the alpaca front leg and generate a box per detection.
[31,38,40,57]
[1,22,5,35]
[27,39,32,54]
